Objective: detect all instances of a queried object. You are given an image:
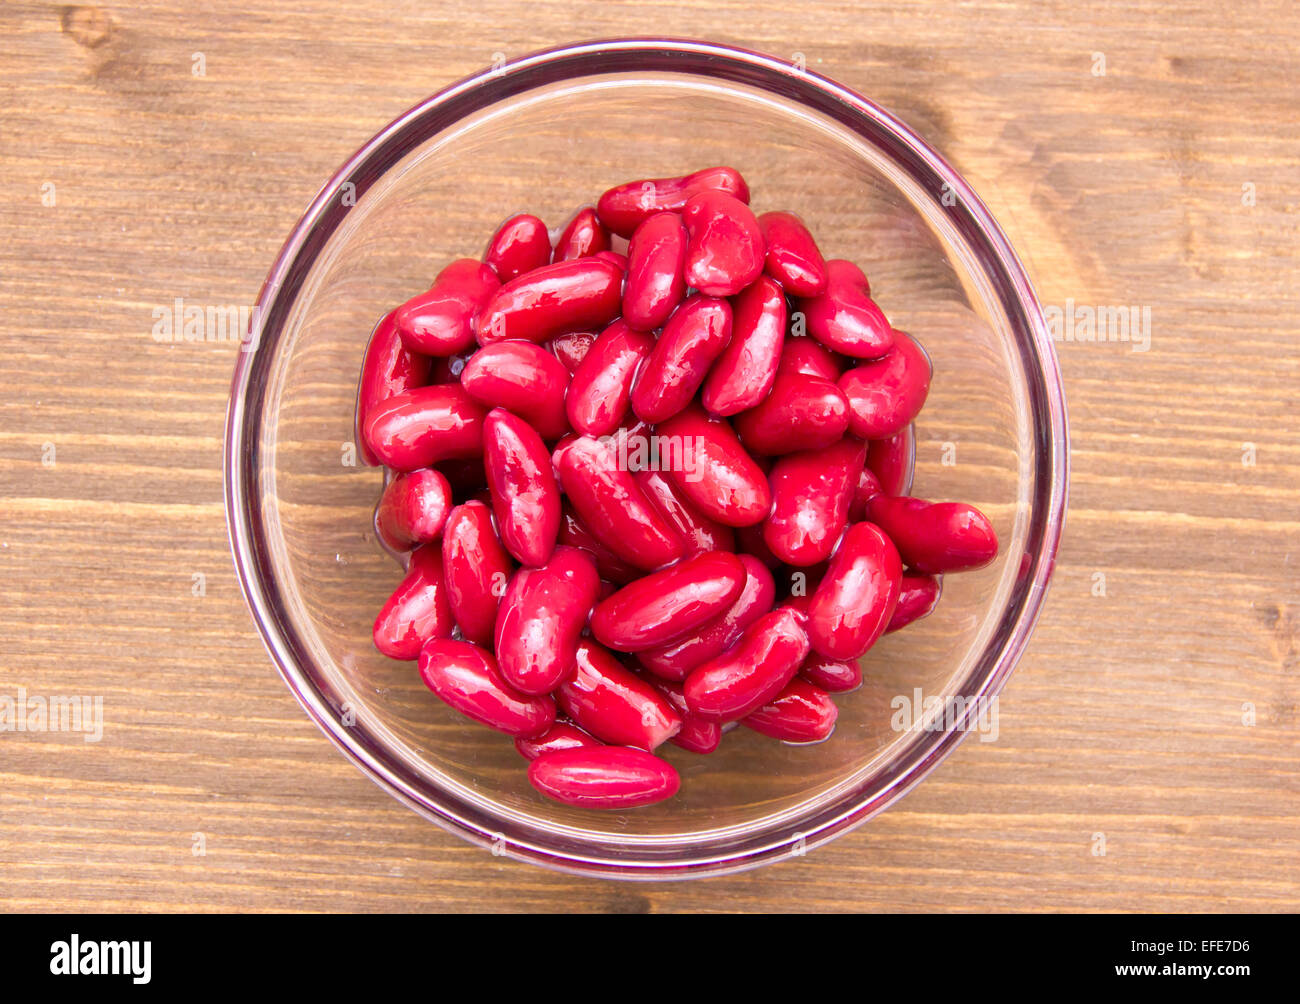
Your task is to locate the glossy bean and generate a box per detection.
[637,554,775,680]
[556,504,641,584]
[796,259,894,358]
[565,320,656,437]
[633,468,736,557]
[441,501,514,646]
[683,607,811,722]
[886,572,943,633]
[485,213,551,282]
[555,435,685,571]
[394,259,500,357]
[799,654,862,693]
[494,546,600,695]
[623,211,687,331]
[838,330,931,439]
[758,211,828,296]
[515,721,603,760]
[363,384,487,472]
[764,437,866,566]
[527,746,680,809]
[630,294,732,424]
[702,276,786,416]
[593,250,629,271]
[806,522,902,660]
[355,309,431,466]
[419,638,554,738]
[374,468,452,552]
[867,495,999,574]
[372,544,454,660]
[460,339,570,440]
[590,551,746,652]
[655,404,771,527]
[482,408,561,567]
[476,258,623,345]
[552,206,610,263]
[681,190,764,297]
[644,677,723,754]
[848,464,884,521]
[547,331,596,373]
[596,166,750,237]
[742,677,838,743]
[556,639,682,750]
[733,370,849,455]
[779,335,844,382]
[866,426,914,496]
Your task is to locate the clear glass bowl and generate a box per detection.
[224,39,1068,880]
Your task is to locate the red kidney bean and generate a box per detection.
[460,340,570,441]
[734,521,782,570]
[590,551,746,652]
[637,554,775,680]
[394,259,500,357]
[867,495,998,574]
[374,468,452,552]
[363,384,487,472]
[806,522,902,660]
[372,544,453,660]
[623,211,687,330]
[441,501,514,646]
[555,435,685,571]
[419,638,554,738]
[838,330,931,439]
[779,335,844,382]
[887,571,943,632]
[356,310,431,466]
[494,546,600,695]
[758,211,828,296]
[644,677,722,754]
[681,191,764,297]
[515,721,603,760]
[799,653,862,693]
[547,330,596,373]
[485,213,551,282]
[596,166,750,238]
[565,320,656,437]
[633,468,735,556]
[702,276,786,416]
[476,258,623,345]
[764,437,867,566]
[742,677,838,743]
[593,249,629,271]
[683,607,811,722]
[655,404,771,527]
[796,259,894,359]
[527,746,680,809]
[848,464,884,521]
[733,370,849,456]
[866,425,914,496]
[556,639,682,750]
[482,408,561,568]
[556,504,641,584]
[630,294,732,424]
[552,206,610,263]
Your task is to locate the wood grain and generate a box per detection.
[1,0,1297,912]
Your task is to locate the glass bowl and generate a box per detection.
[224,38,1068,880]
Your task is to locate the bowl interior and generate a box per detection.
[236,58,1049,871]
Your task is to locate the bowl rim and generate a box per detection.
[224,36,1070,881]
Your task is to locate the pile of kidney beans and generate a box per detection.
[356,167,998,811]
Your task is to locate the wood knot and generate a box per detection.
[61,6,114,50]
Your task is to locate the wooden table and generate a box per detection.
[2,0,1297,913]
